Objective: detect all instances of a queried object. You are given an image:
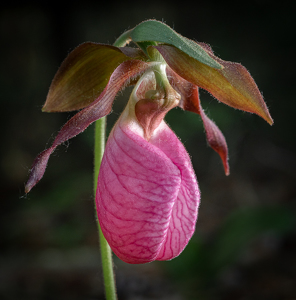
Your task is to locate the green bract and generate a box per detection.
[130,20,223,69]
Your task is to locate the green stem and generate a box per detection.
[93,34,131,300]
[113,29,132,47]
[94,117,117,300]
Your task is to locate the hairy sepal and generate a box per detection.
[43,43,146,112]
[25,60,150,193]
[156,45,273,125]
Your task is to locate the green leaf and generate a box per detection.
[130,20,222,69]
[43,43,145,112]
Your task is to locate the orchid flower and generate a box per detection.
[25,20,273,264]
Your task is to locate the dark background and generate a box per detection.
[1,1,295,299]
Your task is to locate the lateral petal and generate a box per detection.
[25,60,150,193]
[167,67,229,175]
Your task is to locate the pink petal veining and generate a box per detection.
[96,119,200,264]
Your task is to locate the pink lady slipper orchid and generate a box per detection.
[25,20,273,264]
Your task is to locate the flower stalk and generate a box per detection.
[94,117,117,300]
[91,34,131,299]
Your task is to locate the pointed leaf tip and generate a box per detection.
[25,148,52,193]
[201,112,230,176]
[156,44,273,125]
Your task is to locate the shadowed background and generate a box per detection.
[1,1,295,299]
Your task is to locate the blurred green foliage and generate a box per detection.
[165,206,295,295]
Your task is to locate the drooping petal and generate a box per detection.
[43,43,146,112]
[25,60,150,193]
[199,108,229,175]
[155,45,273,125]
[167,67,229,175]
[96,118,200,264]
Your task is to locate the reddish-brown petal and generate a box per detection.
[199,98,230,175]
[167,67,229,175]
[43,43,146,112]
[25,60,150,193]
[166,67,201,115]
[156,45,273,125]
